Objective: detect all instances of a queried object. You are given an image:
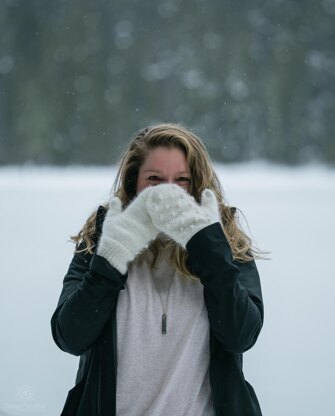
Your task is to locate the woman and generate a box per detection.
[51,123,264,416]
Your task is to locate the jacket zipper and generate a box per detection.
[97,360,101,415]
[98,300,118,416]
[209,366,218,416]
[112,298,118,416]
[209,335,218,416]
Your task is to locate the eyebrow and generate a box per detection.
[143,169,190,175]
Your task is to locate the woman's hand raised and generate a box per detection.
[97,187,159,274]
[146,183,222,248]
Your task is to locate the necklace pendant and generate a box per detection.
[162,314,167,334]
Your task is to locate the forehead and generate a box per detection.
[141,147,188,170]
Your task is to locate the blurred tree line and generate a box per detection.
[0,0,334,165]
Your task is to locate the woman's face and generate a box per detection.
[136,146,191,194]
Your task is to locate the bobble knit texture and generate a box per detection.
[146,184,222,248]
[97,187,159,274]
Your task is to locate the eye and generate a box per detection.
[176,177,191,183]
[147,176,162,181]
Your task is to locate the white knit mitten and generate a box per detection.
[146,184,221,248]
[97,188,159,274]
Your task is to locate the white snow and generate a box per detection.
[0,163,334,415]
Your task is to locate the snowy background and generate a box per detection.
[1,163,335,416]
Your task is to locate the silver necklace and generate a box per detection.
[151,271,176,335]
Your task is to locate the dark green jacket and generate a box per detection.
[51,206,264,415]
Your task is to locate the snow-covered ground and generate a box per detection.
[1,163,335,416]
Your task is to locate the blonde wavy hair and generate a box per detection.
[72,123,260,278]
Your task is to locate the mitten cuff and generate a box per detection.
[97,236,134,274]
[176,218,220,248]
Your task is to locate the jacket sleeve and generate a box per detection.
[51,249,127,356]
[186,222,264,353]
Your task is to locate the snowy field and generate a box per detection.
[1,163,335,416]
